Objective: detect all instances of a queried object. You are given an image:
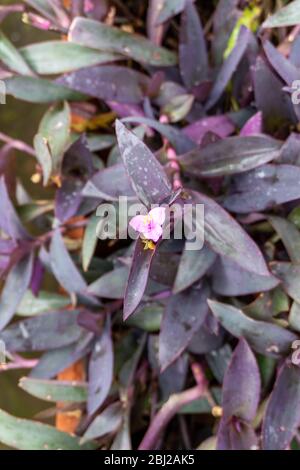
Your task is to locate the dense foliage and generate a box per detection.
[0,0,300,450]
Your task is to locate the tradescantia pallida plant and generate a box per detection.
[1,0,300,451]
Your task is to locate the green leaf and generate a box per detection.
[0,29,33,75]
[69,17,177,66]
[20,41,122,74]
[271,262,300,303]
[224,4,261,58]
[17,290,70,317]
[82,214,99,272]
[86,134,116,152]
[17,201,54,223]
[38,101,71,172]
[269,216,300,263]
[19,377,88,403]
[125,303,163,332]
[4,76,86,103]
[33,134,53,186]
[263,0,300,28]
[0,252,34,331]
[0,408,95,450]
[24,0,57,22]
[162,94,194,123]
[81,402,123,444]
[157,0,186,24]
[289,301,300,333]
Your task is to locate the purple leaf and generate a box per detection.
[173,244,216,294]
[290,35,300,67]
[0,176,30,240]
[107,102,145,119]
[221,339,260,422]
[179,0,208,89]
[212,0,240,65]
[62,134,93,178]
[57,66,149,104]
[262,361,300,450]
[206,26,251,110]
[217,418,258,451]
[0,251,34,331]
[116,120,172,207]
[83,0,108,20]
[179,135,282,177]
[147,0,167,46]
[270,262,300,303]
[217,339,260,450]
[81,402,123,444]
[217,341,260,450]
[240,111,263,136]
[188,191,270,276]
[159,284,209,370]
[88,266,129,300]
[0,310,84,351]
[30,336,93,379]
[122,116,195,154]
[208,300,298,358]
[224,164,300,213]
[55,135,94,221]
[263,40,299,86]
[188,322,225,355]
[88,317,113,415]
[212,257,279,296]
[156,0,187,24]
[148,335,188,399]
[253,57,297,132]
[279,132,300,165]
[183,115,234,145]
[82,164,136,201]
[30,256,44,296]
[55,179,83,223]
[159,354,189,401]
[50,230,87,294]
[0,239,17,255]
[124,238,156,319]
[206,344,232,384]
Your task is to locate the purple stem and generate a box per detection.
[138,386,205,450]
[0,132,35,157]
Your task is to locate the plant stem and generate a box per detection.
[138,385,204,450]
[0,132,35,157]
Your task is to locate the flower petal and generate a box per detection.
[145,224,163,242]
[129,215,148,233]
[149,207,166,226]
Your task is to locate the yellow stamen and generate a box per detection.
[212,406,223,418]
[142,239,156,251]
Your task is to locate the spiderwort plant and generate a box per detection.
[0,0,300,452]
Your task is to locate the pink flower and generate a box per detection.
[129,207,166,243]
